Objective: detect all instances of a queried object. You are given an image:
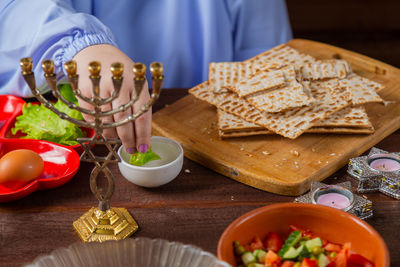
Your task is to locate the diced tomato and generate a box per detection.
[329,242,351,267]
[289,225,304,232]
[300,258,318,267]
[347,253,375,267]
[249,236,264,251]
[264,232,283,253]
[324,243,343,253]
[265,250,282,266]
[333,251,348,267]
[281,260,295,267]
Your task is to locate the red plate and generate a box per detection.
[0,95,26,137]
[0,138,80,202]
[0,97,94,153]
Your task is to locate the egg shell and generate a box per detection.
[0,149,44,188]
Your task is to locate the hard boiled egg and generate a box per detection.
[0,149,44,189]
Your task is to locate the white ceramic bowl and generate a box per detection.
[26,238,230,267]
[118,136,183,187]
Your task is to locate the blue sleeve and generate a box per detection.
[225,0,293,61]
[0,0,117,97]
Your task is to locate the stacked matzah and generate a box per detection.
[189,44,384,139]
[244,65,314,113]
[300,60,351,80]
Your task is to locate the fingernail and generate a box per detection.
[127,148,136,154]
[138,144,149,153]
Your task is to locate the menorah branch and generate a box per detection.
[102,92,159,128]
[42,59,97,117]
[20,72,93,128]
[100,77,123,105]
[67,75,93,103]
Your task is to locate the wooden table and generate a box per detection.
[1,89,399,266]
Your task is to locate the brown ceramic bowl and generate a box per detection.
[217,203,389,266]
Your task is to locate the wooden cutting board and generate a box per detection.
[152,39,400,196]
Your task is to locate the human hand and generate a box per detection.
[72,44,151,154]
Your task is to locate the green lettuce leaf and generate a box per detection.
[59,83,79,105]
[11,85,86,146]
[129,146,161,166]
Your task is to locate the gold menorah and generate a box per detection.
[20,57,163,242]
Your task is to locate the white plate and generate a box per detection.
[26,238,230,267]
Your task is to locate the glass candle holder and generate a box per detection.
[348,147,400,199]
[368,153,400,172]
[295,181,373,219]
[311,185,354,211]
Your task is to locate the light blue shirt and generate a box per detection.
[0,0,292,97]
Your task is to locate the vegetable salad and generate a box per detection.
[233,225,374,267]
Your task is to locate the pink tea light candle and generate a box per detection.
[316,193,351,210]
[369,155,400,172]
[311,185,354,211]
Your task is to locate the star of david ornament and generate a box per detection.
[78,135,121,164]
[295,181,373,220]
[347,147,400,199]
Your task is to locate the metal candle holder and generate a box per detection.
[348,147,400,199]
[20,57,163,242]
[295,181,373,220]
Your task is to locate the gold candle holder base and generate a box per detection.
[73,207,139,242]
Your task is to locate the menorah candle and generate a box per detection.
[311,185,354,211]
[369,154,400,172]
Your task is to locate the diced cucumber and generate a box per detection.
[252,249,267,263]
[283,244,310,261]
[305,237,323,252]
[241,251,256,265]
[318,253,331,267]
[282,246,299,259]
[278,231,302,257]
[247,263,264,267]
[298,244,311,259]
[234,241,246,255]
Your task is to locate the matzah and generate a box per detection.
[300,60,351,80]
[234,68,285,97]
[218,109,264,133]
[219,127,374,139]
[217,82,350,139]
[316,106,372,128]
[218,109,373,137]
[190,43,382,140]
[208,44,317,94]
[245,66,314,113]
[208,61,282,94]
[339,74,384,105]
[208,62,252,93]
[247,44,317,70]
